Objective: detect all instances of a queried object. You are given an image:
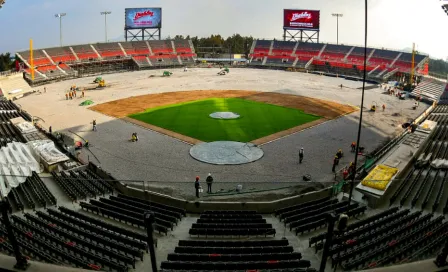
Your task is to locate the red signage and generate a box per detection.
[284,9,320,30]
[133,10,154,21]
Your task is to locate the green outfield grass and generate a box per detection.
[129,98,321,142]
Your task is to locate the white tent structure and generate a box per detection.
[0,142,41,197]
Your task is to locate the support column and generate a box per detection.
[144,212,158,272]
[319,212,337,272]
[0,200,29,270]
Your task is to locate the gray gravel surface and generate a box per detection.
[16,68,428,200]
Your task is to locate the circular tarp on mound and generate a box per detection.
[190,141,263,165]
[209,112,240,119]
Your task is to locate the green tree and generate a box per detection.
[429,58,448,76]
[0,53,14,72]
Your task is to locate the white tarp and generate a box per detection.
[28,140,69,165]
[0,142,41,197]
[431,159,448,169]
[11,117,37,134]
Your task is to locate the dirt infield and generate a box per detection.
[90,90,357,144]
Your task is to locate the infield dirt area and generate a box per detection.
[90,90,357,144]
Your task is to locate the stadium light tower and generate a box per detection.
[55,13,67,47]
[100,11,112,42]
[332,13,343,45]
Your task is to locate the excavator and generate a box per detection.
[93,77,106,88]
[217,67,230,76]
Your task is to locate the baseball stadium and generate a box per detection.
[0,2,447,272]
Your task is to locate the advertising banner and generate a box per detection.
[284,9,320,30]
[125,8,162,29]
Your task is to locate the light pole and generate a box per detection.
[332,13,343,45]
[55,13,67,47]
[100,11,112,42]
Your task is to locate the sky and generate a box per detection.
[0,0,447,59]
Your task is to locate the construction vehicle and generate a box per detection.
[97,79,106,88]
[78,78,106,90]
[163,71,173,77]
[217,67,230,76]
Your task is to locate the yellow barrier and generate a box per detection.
[361,164,398,191]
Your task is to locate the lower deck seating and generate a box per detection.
[80,193,185,235]
[162,238,313,271]
[148,55,180,66]
[276,197,366,235]
[307,207,447,271]
[189,210,275,237]
[4,172,55,212]
[411,79,446,101]
[132,56,151,67]
[51,169,113,202]
[0,206,149,271]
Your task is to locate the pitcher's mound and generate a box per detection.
[190,141,263,165]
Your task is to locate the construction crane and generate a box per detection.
[410,43,416,88]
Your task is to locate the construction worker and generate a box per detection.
[206,173,213,193]
[92,120,97,131]
[343,167,349,180]
[65,93,68,100]
[336,149,343,159]
[69,92,72,100]
[131,132,138,142]
[348,162,356,177]
[74,90,77,97]
[382,104,386,111]
[350,142,356,152]
[82,90,85,98]
[194,176,200,198]
[299,147,304,164]
[332,156,339,172]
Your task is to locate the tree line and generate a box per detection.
[173,34,254,58]
[429,58,448,77]
[0,53,15,72]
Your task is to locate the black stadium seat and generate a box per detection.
[174,245,294,254]
[167,252,302,262]
[58,206,147,241]
[275,196,331,216]
[161,259,311,270]
[178,239,289,247]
